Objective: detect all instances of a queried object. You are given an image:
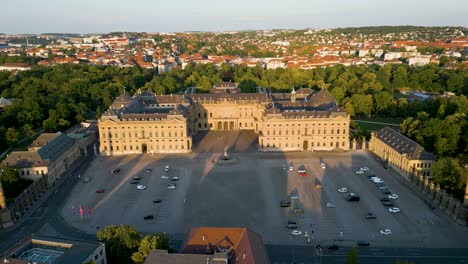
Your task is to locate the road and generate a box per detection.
[0,152,95,253]
[266,244,468,264]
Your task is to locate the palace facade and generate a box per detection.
[98,82,350,155]
[370,126,435,178]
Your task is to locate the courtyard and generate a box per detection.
[61,132,468,248]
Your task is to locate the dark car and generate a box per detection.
[280,199,291,207]
[367,174,376,178]
[287,221,298,229]
[381,189,392,194]
[110,169,121,174]
[382,201,394,206]
[96,189,105,193]
[378,185,389,190]
[365,213,377,219]
[345,193,360,201]
[357,241,370,246]
[145,168,152,173]
[143,215,154,220]
[133,176,141,180]
[328,244,339,250]
[380,197,390,202]
[153,199,162,204]
[130,180,139,184]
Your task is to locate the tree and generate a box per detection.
[373,91,394,115]
[351,94,373,117]
[346,246,360,264]
[0,167,19,185]
[432,157,467,199]
[97,225,142,264]
[131,234,169,264]
[5,127,19,145]
[21,124,34,138]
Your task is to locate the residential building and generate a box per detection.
[98,84,350,155]
[408,56,431,66]
[370,126,435,178]
[0,63,31,71]
[144,227,270,264]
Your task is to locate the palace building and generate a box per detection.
[98,82,350,155]
[370,126,435,178]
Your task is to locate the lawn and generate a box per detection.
[353,117,405,132]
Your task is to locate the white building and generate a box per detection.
[408,56,431,66]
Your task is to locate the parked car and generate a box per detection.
[320,163,326,169]
[355,170,364,175]
[381,189,392,195]
[129,180,139,184]
[133,176,141,180]
[337,187,348,193]
[280,200,291,207]
[145,168,152,173]
[167,184,176,189]
[388,207,400,213]
[380,197,391,202]
[291,230,302,236]
[388,194,399,199]
[293,208,304,214]
[298,167,306,173]
[361,167,369,171]
[83,177,91,182]
[161,175,169,179]
[287,221,298,229]
[380,229,392,235]
[378,185,389,190]
[164,165,170,172]
[328,244,339,250]
[289,166,294,171]
[96,189,105,193]
[110,168,120,174]
[382,201,395,207]
[137,185,146,190]
[144,215,154,220]
[299,172,307,177]
[171,176,179,181]
[365,213,377,219]
[357,241,370,246]
[152,199,162,203]
[345,193,360,201]
[326,202,335,208]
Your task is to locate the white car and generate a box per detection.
[355,170,364,175]
[167,184,176,189]
[337,188,348,193]
[380,229,392,235]
[388,194,399,199]
[373,179,384,184]
[289,166,293,171]
[320,163,326,169]
[164,165,170,172]
[171,176,179,181]
[282,165,286,170]
[388,207,400,213]
[291,230,302,236]
[361,167,369,171]
[83,177,91,182]
[326,202,335,208]
[161,175,169,179]
[136,185,146,190]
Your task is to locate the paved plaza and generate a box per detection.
[61,132,468,248]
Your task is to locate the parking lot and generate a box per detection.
[61,144,468,248]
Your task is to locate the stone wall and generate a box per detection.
[386,160,468,226]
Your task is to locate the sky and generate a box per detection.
[1,0,467,34]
